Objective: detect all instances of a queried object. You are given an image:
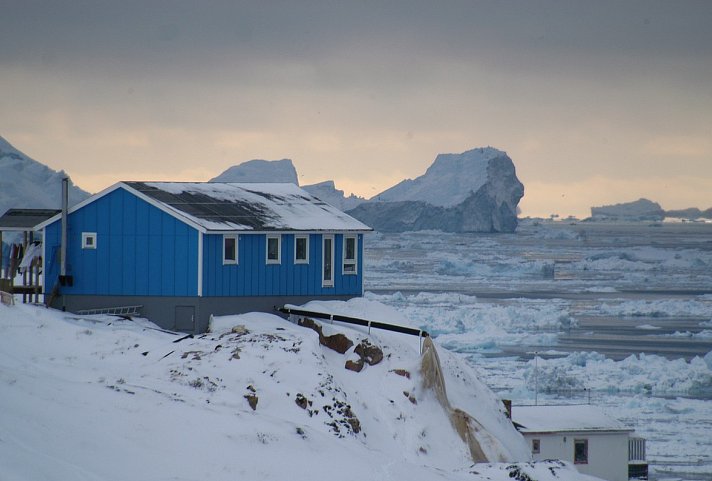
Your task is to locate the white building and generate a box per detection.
[512,404,646,481]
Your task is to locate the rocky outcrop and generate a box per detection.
[297,317,354,354]
[348,148,523,233]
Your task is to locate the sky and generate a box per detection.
[1,1,711,218]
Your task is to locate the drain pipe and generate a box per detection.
[60,176,68,310]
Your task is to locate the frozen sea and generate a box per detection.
[364,221,712,481]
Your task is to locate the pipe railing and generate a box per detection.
[277,305,429,351]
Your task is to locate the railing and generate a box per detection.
[629,437,646,462]
[277,305,429,352]
[76,305,143,316]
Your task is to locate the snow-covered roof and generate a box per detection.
[125,181,371,232]
[512,405,632,433]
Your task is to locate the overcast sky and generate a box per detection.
[2,1,711,217]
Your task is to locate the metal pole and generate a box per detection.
[60,177,68,278]
[534,351,539,406]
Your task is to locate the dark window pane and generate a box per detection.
[268,237,279,260]
[224,237,236,261]
[296,237,307,260]
[323,238,332,281]
[345,237,355,260]
[574,440,588,464]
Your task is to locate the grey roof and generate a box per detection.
[0,209,61,231]
[124,181,371,232]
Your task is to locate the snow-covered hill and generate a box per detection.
[0,135,90,217]
[0,300,600,481]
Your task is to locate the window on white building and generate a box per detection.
[574,439,588,464]
[532,439,540,454]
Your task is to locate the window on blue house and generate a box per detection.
[295,235,309,264]
[82,232,97,249]
[322,235,334,287]
[343,235,357,274]
[267,234,281,264]
[223,235,237,264]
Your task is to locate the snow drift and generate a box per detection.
[0,300,601,481]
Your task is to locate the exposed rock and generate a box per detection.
[244,394,258,411]
[231,325,249,335]
[403,391,417,404]
[345,359,364,372]
[295,393,309,409]
[322,333,353,354]
[390,369,411,379]
[297,317,353,354]
[354,340,383,366]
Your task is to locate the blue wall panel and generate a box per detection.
[202,232,363,298]
[44,186,199,297]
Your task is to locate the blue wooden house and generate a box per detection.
[36,181,371,332]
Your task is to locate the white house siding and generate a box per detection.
[523,431,629,481]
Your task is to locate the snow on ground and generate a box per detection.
[0,301,598,481]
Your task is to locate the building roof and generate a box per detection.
[127,182,371,232]
[0,209,61,231]
[512,405,632,434]
[34,182,371,233]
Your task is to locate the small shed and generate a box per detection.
[0,208,60,303]
[35,181,371,332]
[512,404,646,481]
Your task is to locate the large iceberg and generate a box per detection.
[210,158,299,184]
[348,148,524,233]
[589,198,665,221]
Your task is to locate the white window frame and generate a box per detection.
[294,235,309,264]
[342,234,357,275]
[322,234,334,287]
[223,235,238,265]
[82,232,97,249]
[266,234,281,264]
[532,439,540,454]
